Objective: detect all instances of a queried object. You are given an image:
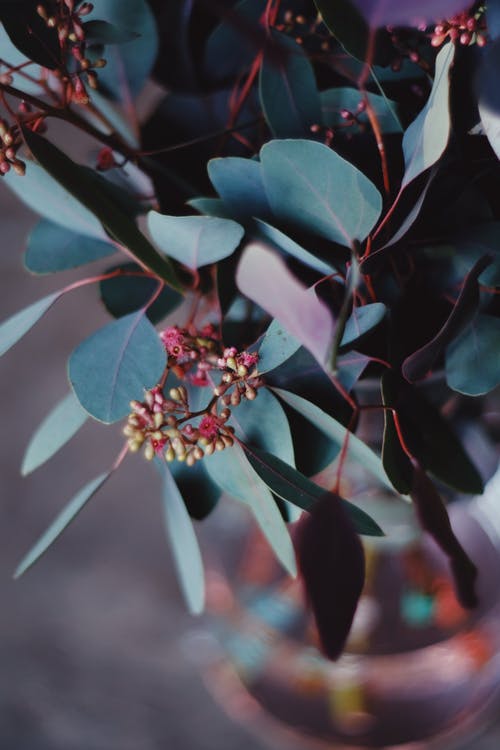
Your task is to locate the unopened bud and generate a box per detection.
[144,443,155,461]
[165,446,175,462]
[226,356,237,371]
[215,438,225,452]
[186,452,196,467]
[205,442,215,456]
[193,446,204,461]
[153,412,164,429]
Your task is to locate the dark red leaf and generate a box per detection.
[411,465,478,608]
[293,493,365,660]
[402,255,492,382]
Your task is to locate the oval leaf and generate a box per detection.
[160,462,205,615]
[294,492,366,660]
[204,443,297,577]
[69,312,166,423]
[25,220,116,274]
[207,157,272,221]
[260,139,382,246]
[0,291,61,358]
[257,319,302,374]
[22,391,88,476]
[237,243,334,367]
[259,30,322,138]
[14,472,110,578]
[340,302,387,349]
[254,219,334,276]
[402,43,455,189]
[446,314,500,396]
[147,213,244,270]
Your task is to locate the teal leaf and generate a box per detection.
[68,312,166,423]
[204,0,267,79]
[169,459,220,520]
[0,291,60,358]
[100,262,182,323]
[160,463,205,615]
[257,319,301,374]
[83,20,139,45]
[14,472,110,578]
[260,139,382,246]
[237,243,334,366]
[243,444,384,536]
[446,314,500,396]
[22,128,182,290]
[321,88,402,134]
[21,392,88,476]
[231,387,295,465]
[259,31,322,138]
[340,303,387,349]
[204,443,297,577]
[254,219,334,276]
[207,157,272,221]
[0,24,43,94]
[147,213,244,270]
[273,387,396,493]
[25,220,116,274]
[402,43,454,189]
[314,0,391,64]
[92,0,158,99]
[187,198,234,219]
[4,162,106,240]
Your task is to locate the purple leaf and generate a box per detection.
[411,465,478,609]
[351,0,471,28]
[402,254,492,382]
[294,492,366,660]
[236,243,335,367]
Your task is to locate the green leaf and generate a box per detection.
[160,463,205,615]
[207,157,272,221]
[91,0,158,99]
[169,459,220,520]
[22,129,182,291]
[260,139,382,247]
[0,23,43,94]
[147,213,244,270]
[4,162,106,240]
[0,291,60,358]
[314,0,391,63]
[14,472,110,578]
[257,319,301,374]
[254,219,334,276]
[100,262,182,323]
[204,443,297,577]
[243,444,384,537]
[68,312,166,423]
[21,392,88,476]
[0,0,61,69]
[446,314,500,396]
[188,197,234,219]
[273,387,396,493]
[83,20,140,45]
[321,88,402,134]
[204,0,267,79]
[402,43,454,189]
[25,220,116,274]
[259,31,322,138]
[340,302,387,349]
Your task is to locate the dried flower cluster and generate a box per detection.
[124,326,263,465]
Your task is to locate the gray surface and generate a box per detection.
[0,183,277,750]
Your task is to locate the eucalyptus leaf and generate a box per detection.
[207,157,272,221]
[257,319,301,374]
[260,139,382,246]
[204,0,267,79]
[243,444,384,536]
[83,20,139,45]
[147,213,244,270]
[321,88,402,134]
[259,30,322,138]
[340,302,387,349]
[446,314,500,396]
[0,291,61,358]
[402,43,455,189]
[254,220,334,276]
[22,392,88,476]
[273,387,397,493]
[14,472,110,578]
[160,462,205,615]
[100,262,182,323]
[25,220,116,274]
[69,312,166,423]
[204,443,297,577]
[237,243,334,367]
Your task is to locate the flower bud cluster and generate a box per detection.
[37,1,106,105]
[431,5,487,48]
[125,329,263,466]
[124,386,235,466]
[0,120,26,177]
